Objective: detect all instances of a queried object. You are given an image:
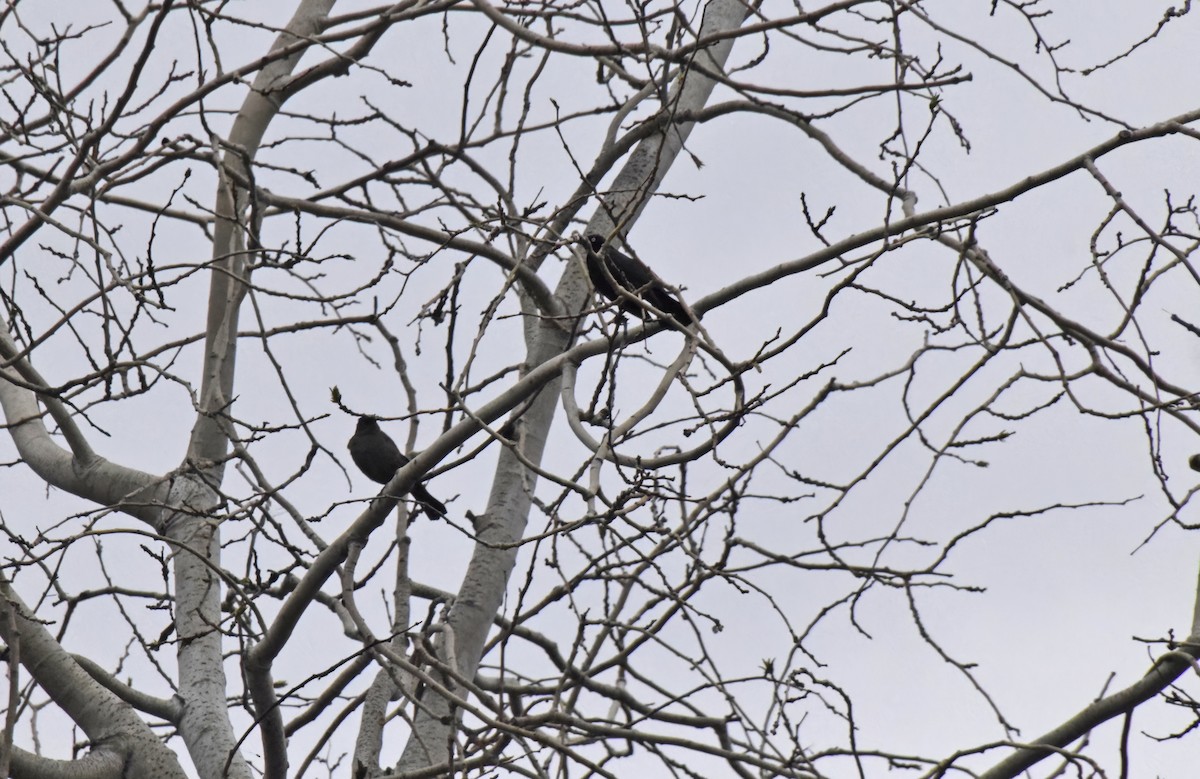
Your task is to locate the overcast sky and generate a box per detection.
[3,2,1200,777]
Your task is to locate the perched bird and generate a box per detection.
[584,234,693,326]
[347,416,447,517]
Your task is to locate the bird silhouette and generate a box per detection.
[347,416,447,517]
[584,234,693,326]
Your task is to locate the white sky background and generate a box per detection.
[2,1,1200,777]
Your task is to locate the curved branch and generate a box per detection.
[7,743,126,779]
[73,655,183,724]
[0,577,187,778]
[979,650,1200,779]
[394,0,755,771]
[973,561,1200,777]
[0,329,165,526]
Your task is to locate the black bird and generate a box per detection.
[584,234,693,326]
[348,416,447,517]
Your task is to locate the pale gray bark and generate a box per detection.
[7,747,125,779]
[393,0,754,772]
[0,580,187,779]
[353,516,414,777]
[0,3,351,779]
[175,4,340,778]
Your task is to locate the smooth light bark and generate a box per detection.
[177,4,338,779]
[394,0,755,771]
[0,579,187,779]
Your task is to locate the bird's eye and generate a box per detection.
[588,235,603,250]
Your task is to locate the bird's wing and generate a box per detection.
[607,247,656,292]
